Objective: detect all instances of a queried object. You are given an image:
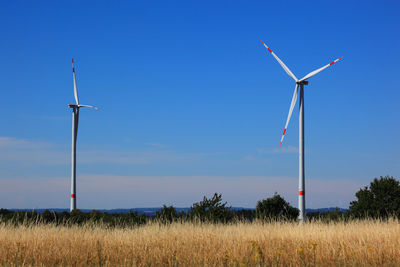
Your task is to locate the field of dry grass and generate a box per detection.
[1,219,399,266]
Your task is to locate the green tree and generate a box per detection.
[255,193,299,221]
[41,209,56,223]
[155,205,178,223]
[189,193,232,222]
[69,209,86,224]
[0,209,12,216]
[349,176,400,218]
[89,210,102,221]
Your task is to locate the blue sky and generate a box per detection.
[0,0,399,209]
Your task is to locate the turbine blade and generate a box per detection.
[260,40,298,82]
[299,57,343,82]
[72,59,79,105]
[78,104,99,110]
[280,84,299,147]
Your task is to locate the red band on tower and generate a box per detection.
[71,194,76,198]
[299,191,304,196]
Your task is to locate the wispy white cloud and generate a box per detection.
[78,150,185,164]
[0,137,66,165]
[0,136,228,166]
[0,175,361,209]
[272,146,298,154]
[0,137,364,210]
[243,154,269,163]
[0,137,52,148]
[243,146,298,163]
[79,150,229,164]
[22,115,70,121]
[257,146,298,154]
[144,143,167,148]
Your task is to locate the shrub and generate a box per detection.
[349,176,400,218]
[255,193,298,221]
[155,205,178,223]
[189,193,232,222]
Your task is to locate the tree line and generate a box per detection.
[1,175,399,226]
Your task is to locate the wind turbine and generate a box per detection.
[69,59,98,212]
[260,41,342,222]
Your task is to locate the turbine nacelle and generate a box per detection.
[68,104,99,110]
[296,81,309,86]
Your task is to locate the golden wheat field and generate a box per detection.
[0,220,399,266]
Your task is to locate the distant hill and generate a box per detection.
[9,207,348,216]
[306,207,348,213]
[10,208,189,216]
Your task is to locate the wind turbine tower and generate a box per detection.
[69,59,98,212]
[260,41,342,222]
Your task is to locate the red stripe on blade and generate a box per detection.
[71,194,76,198]
[72,68,75,73]
[329,61,335,65]
[299,191,304,196]
[267,48,272,53]
[283,129,286,135]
